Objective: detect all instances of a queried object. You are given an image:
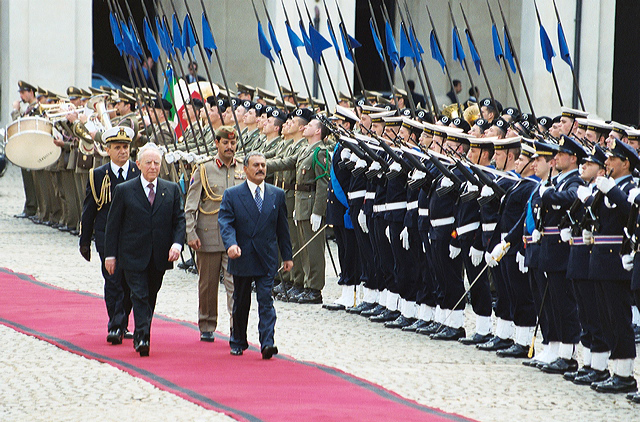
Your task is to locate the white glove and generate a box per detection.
[532,229,541,243]
[186,152,197,163]
[340,148,351,161]
[490,240,510,263]
[582,229,593,245]
[410,170,426,182]
[595,176,615,194]
[389,161,402,173]
[311,214,322,232]
[165,151,176,164]
[480,185,494,198]
[485,251,498,268]
[440,177,453,188]
[622,253,635,272]
[576,185,592,203]
[358,210,368,233]
[465,182,479,193]
[349,153,359,163]
[400,227,410,250]
[628,187,640,204]
[470,247,484,267]
[385,226,391,243]
[449,245,461,259]
[516,251,528,273]
[368,161,381,172]
[293,210,298,226]
[354,158,367,170]
[560,227,572,243]
[539,183,552,197]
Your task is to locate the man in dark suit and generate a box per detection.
[218,151,293,359]
[79,126,138,345]
[105,142,186,357]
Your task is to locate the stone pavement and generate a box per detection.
[0,164,638,422]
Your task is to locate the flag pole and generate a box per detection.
[552,0,586,111]
[533,0,564,108]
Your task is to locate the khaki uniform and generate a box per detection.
[11,101,41,218]
[242,127,261,151]
[184,156,245,332]
[294,140,330,291]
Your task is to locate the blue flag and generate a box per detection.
[143,17,160,62]
[308,23,331,64]
[286,21,304,61]
[384,21,399,70]
[156,17,172,57]
[257,21,274,61]
[452,27,466,70]
[129,21,144,60]
[539,24,555,73]
[120,21,136,59]
[557,21,572,68]
[340,27,361,63]
[182,14,197,57]
[299,21,313,57]
[503,29,516,73]
[201,13,217,61]
[399,25,414,59]
[429,30,446,72]
[268,21,282,62]
[327,20,340,58]
[369,18,384,62]
[172,14,185,58]
[409,26,423,64]
[465,30,481,75]
[109,12,124,56]
[491,24,503,68]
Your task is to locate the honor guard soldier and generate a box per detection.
[241,101,261,151]
[185,126,244,342]
[558,107,589,137]
[79,126,138,344]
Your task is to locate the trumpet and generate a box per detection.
[44,109,80,121]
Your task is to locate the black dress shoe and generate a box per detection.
[285,286,305,303]
[346,301,375,315]
[230,348,243,356]
[626,392,637,401]
[431,326,466,341]
[370,309,400,323]
[360,304,386,318]
[14,212,30,218]
[69,229,79,236]
[58,225,72,232]
[384,315,415,329]
[42,220,53,226]
[496,343,530,358]
[106,328,123,345]
[416,321,443,336]
[51,223,62,229]
[564,366,592,381]
[200,332,215,342]
[272,282,291,297]
[402,319,431,332]
[323,303,346,311]
[594,375,638,394]
[522,358,543,368]
[177,258,194,269]
[261,345,278,360]
[124,331,133,339]
[297,289,323,304]
[459,332,493,345]
[476,336,513,351]
[540,357,578,374]
[134,340,150,357]
[573,368,609,385]
[632,393,640,403]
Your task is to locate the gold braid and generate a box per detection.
[89,168,111,211]
[198,162,223,215]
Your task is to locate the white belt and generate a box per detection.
[418,208,429,216]
[482,223,497,232]
[348,190,366,199]
[385,201,407,211]
[407,201,418,210]
[372,205,385,213]
[365,192,376,199]
[431,217,455,227]
[456,221,480,236]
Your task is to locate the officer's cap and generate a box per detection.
[292,107,314,123]
[608,138,640,170]
[235,83,255,96]
[584,144,607,167]
[557,135,587,159]
[215,126,238,141]
[493,136,522,150]
[103,126,134,144]
[18,80,36,92]
[561,106,589,120]
[586,119,612,135]
[333,105,360,125]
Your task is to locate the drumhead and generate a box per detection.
[5,132,61,170]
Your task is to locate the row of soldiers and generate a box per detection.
[317,97,640,401]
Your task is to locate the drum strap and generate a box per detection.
[89,168,111,211]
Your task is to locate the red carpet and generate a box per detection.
[0,268,475,422]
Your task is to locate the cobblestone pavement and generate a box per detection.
[1,164,638,422]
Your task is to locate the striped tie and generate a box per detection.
[255,186,263,212]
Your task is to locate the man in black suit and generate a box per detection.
[105,143,186,357]
[79,126,138,345]
[218,151,293,359]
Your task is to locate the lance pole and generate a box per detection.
[533,0,563,108]
[448,1,477,103]
[552,0,585,111]
[460,3,496,106]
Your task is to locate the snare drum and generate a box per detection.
[5,117,60,169]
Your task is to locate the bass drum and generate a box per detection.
[5,117,60,170]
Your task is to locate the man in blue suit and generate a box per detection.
[218,151,293,359]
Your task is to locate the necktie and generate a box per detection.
[148,183,155,206]
[118,167,124,182]
[254,186,263,212]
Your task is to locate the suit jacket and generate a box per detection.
[80,160,139,254]
[105,176,186,271]
[218,181,292,278]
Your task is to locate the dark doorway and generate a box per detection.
[611,1,640,124]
